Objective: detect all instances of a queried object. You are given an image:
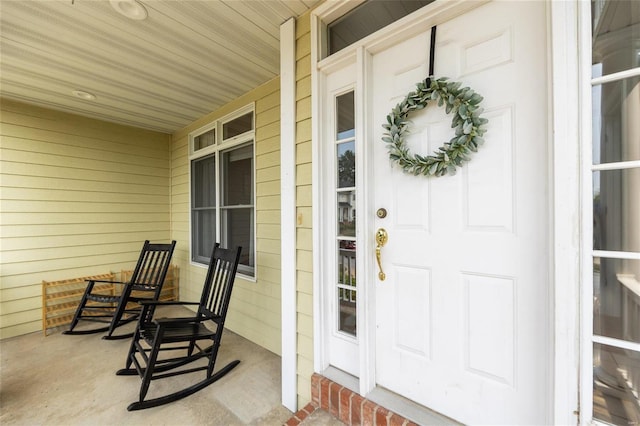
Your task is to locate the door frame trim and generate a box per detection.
[548,1,584,424]
[310,0,582,422]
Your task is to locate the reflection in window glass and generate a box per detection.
[593,258,640,344]
[338,239,357,337]
[336,91,355,140]
[593,169,640,253]
[591,2,640,423]
[335,89,356,338]
[192,155,216,263]
[222,144,253,206]
[337,141,355,188]
[592,0,640,77]
[327,0,435,56]
[338,287,356,336]
[194,128,215,151]
[592,77,640,164]
[222,208,253,272]
[221,143,254,275]
[593,343,640,425]
[223,112,253,140]
[337,190,356,237]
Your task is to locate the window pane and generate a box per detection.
[194,128,215,151]
[592,0,640,77]
[222,144,253,206]
[594,258,640,344]
[192,209,216,262]
[593,343,640,425]
[336,91,354,140]
[338,239,356,287]
[592,77,640,164]
[192,154,215,208]
[223,112,253,140]
[327,0,435,56]
[337,190,356,237]
[222,207,254,275]
[338,287,357,336]
[338,239,357,337]
[337,141,355,188]
[593,168,640,252]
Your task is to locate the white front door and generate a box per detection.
[370,2,550,424]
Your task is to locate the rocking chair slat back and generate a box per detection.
[201,248,240,319]
[132,244,173,287]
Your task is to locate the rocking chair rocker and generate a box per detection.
[63,240,176,339]
[116,243,242,411]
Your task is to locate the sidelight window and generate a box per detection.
[335,90,357,337]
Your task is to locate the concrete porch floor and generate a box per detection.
[0,306,339,425]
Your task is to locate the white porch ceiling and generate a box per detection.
[0,0,320,133]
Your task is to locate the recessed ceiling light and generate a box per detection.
[110,0,148,21]
[72,90,97,101]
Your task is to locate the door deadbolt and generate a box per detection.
[376,208,387,219]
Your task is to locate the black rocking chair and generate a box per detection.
[116,243,242,411]
[63,240,176,339]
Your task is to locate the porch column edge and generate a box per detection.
[280,17,298,413]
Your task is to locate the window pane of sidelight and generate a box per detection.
[337,141,356,188]
[592,77,640,164]
[593,258,640,344]
[336,91,355,140]
[593,343,640,425]
[338,287,357,336]
[593,168,640,252]
[337,190,356,237]
[338,240,357,286]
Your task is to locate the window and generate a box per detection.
[590,1,640,423]
[325,0,435,57]
[335,90,356,337]
[190,106,255,277]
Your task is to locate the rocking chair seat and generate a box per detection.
[141,319,215,342]
[87,294,120,304]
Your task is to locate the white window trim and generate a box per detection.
[188,104,257,281]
